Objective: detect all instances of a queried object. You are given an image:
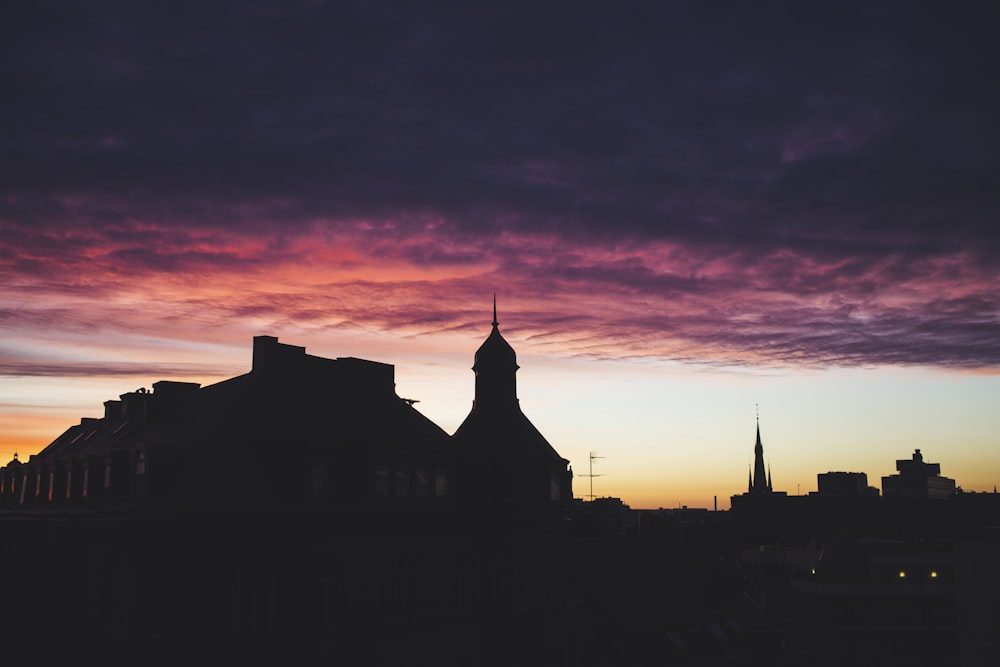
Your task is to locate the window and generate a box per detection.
[66,470,72,499]
[82,468,89,499]
[35,473,41,497]
[48,472,54,501]
[395,466,410,496]
[104,463,112,489]
[415,467,430,497]
[434,468,447,497]
[375,465,391,496]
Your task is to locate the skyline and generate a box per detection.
[2,1,998,508]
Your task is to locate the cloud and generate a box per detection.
[1,1,998,372]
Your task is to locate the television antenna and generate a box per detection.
[582,451,605,500]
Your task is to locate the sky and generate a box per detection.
[2,1,998,509]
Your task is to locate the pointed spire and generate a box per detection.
[492,292,498,328]
[752,407,768,495]
[748,465,753,494]
[767,462,773,492]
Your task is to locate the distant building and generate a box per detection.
[882,449,956,499]
[817,471,880,497]
[744,415,783,496]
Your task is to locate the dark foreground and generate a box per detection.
[1,508,993,666]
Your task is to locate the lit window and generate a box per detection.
[810,568,816,575]
[35,473,41,497]
[930,571,938,579]
[898,570,906,579]
[66,470,72,499]
[48,472,54,501]
[82,468,89,499]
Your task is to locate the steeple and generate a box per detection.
[471,297,519,410]
[751,410,770,495]
[452,298,572,515]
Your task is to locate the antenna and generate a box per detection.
[581,451,605,500]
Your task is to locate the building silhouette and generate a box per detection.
[453,299,572,516]
[745,415,780,496]
[0,305,573,519]
[882,449,957,499]
[816,471,880,497]
[2,335,459,513]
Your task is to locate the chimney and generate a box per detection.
[104,400,123,419]
[119,388,151,422]
[252,335,306,373]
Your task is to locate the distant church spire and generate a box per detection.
[751,409,770,495]
[492,292,498,327]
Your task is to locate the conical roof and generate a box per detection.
[473,298,517,371]
[474,324,517,370]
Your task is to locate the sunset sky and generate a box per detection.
[2,1,998,509]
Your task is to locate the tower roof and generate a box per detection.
[473,296,518,372]
[751,413,769,494]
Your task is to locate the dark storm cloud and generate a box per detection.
[2,0,998,369]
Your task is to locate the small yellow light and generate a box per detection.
[898,570,906,579]
[810,568,816,575]
[930,571,938,579]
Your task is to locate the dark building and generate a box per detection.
[2,335,459,514]
[817,471,880,497]
[1,309,573,518]
[453,300,573,516]
[744,415,781,496]
[882,449,956,499]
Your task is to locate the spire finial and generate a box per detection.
[492,293,498,327]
